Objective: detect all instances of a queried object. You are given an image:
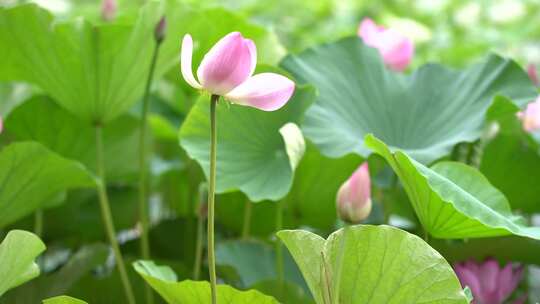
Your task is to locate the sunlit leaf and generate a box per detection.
[366,135,540,239]
[133,260,280,304]
[278,225,468,304]
[0,230,46,297]
[42,296,88,304]
[2,244,108,303]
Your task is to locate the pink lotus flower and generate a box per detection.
[454,258,525,304]
[181,32,295,111]
[0,116,3,134]
[518,96,540,132]
[528,64,539,86]
[336,163,372,224]
[358,18,414,71]
[101,0,117,21]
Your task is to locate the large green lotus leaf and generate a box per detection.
[215,240,306,291]
[5,96,143,182]
[0,2,164,122]
[42,296,88,304]
[480,134,540,213]
[133,260,280,304]
[277,225,467,304]
[0,142,95,228]
[366,135,540,239]
[281,37,536,163]
[179,87,314,202]
[0,2,284,123]
[0,230,46,297]
[1,244,107,303]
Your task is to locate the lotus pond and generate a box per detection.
[1,0,540,303]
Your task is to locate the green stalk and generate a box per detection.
[208,95,219,304]
[241,199,252,239]
[275,200,284,297]
[34,210,43,237]
[95,125,136,304]
[138,39,161,304]
[193,212,204,280]
[138,38,161,259]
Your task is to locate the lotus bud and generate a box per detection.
[336,163,372,224]
[154,16,167,44]
[101,0,117,22]
[358,18,414,71]
[454,258,524,304]
[0,116,3,134]
[528,63,539,87]
[517,96,540,132]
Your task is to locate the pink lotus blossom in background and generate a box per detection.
[528,63,539,86]
[358,18,414,71]
[336,162,372,224]
[454,258,525,304]
[518,96,540,132]
[0,116,3,134]
[101,0,117,21]
[180,32,295,111]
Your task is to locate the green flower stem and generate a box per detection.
[138,38,162,259]
[34,210,43,237]
[275,200,284,297]
[193,209,204,280]
[95,125,136,304]
[138,36,161,304]
[208,94,219,304]
[241,199,252,239]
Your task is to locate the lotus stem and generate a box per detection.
[241,199,252,239]
[95,125,135,304]
[208,94,219,304]
[275,200,285,297]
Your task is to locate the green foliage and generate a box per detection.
[0,230,46,297]
[366,135,540,239]
[1,0,540,302]
[278,225,468,304]
[42,296,88,304]
[1,244,108,303]
[180,87,314,201]
[0,142,95,228]
[282,37,536,163]
[5,96,143,182]
[133,261,280,303]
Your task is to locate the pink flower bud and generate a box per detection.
[517,96,540,132]
[101,0,117,22]
[358,18,414,71]
[454,258,524,304]
[528,63,539,86]
[336,163,372,224]
[180,32,295,111]
[154,16,167,44]
[0,115,3,134]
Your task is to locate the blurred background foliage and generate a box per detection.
[6,0,540,68]
[0,0,540,303]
